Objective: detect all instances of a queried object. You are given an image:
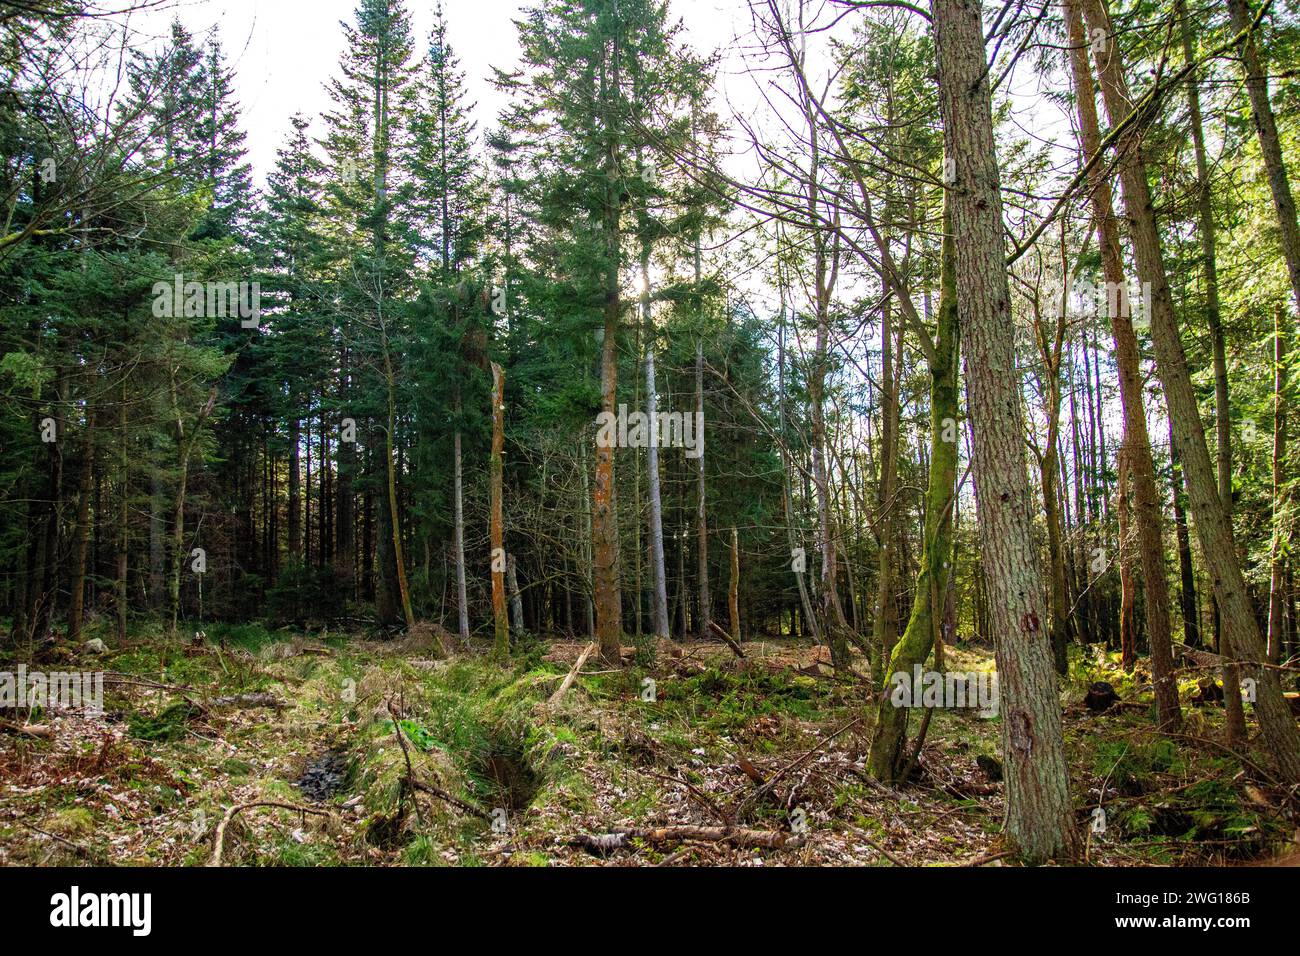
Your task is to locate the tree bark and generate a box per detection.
[933,0,1078,862]
[643,245,670,640]
[729,526,740,644]
[67,404,95,643]
[695,336,710,641]
[1066,0,1181,728]
[453,391,469,644]
[1170,420,1200,648]
[115,377,128,645]
[868,207,959,783]
[1084,0,1300,781]
[288,418,301,560]
[336,353,355,594]
[1226,0,1300,317]
[874,296,901,676]
[1268,308,1288,663]
[592,42,624,664]
[490,361,508,659]
[380,337,418,635]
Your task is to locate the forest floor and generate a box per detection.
[1,621,1296,867]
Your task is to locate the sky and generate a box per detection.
[101,0,1075,209]
[109,0,787,186]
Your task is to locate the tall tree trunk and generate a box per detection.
[643,244,670,640]
[1031,247,1070,676]
[1268,308,1288,663]
[1084,0,1300,781]
[115,378,128,645]
[288,418,301,560]
[729,526,741,643]
[336,354,355,594]
[380,337,418,636]
[1176,0,1236,710]
[168,382,216,636]
[490,361,508,659]
[149,446,164,609]
[1170,421,1200,648]
[933,0,1078,862]
[592,46,624,664]
[1226,0,1300,317]
[695,336,711,640]
[580,445,596,640]
[67,404,95,643]
[593,281,623,662]
[1117,445,1137,671]
[453,390,469,644]
[873,297,900,675]
[507,553,525,638]
[868,209,959,783]
[1066,0,1181,728]
[777,292,820,647]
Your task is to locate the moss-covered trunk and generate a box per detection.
[867,211,959,784]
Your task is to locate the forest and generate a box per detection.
[1,0,1299,877]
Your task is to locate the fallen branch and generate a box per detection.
[102,672,192,693]
[861,835,909,866]
[640,768,733,827]
[708,621,746,658]
[572,825,803,854]
[209,692,288,711]
[957,849,1013,867]
[17,819,101,860]
[731,715,865,820]
[410,779,493,821]
[0,719,52,738]
[208,801,331,867]
[548,641,596,707]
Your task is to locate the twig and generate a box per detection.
[641,768,733,827]
[386,699,491,821]
[958,849,1013,867]
[17,819,100,860]
[409,779,493,821]
[732,715,865,819]
[861,835,909,866]
[208,801,330,867]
